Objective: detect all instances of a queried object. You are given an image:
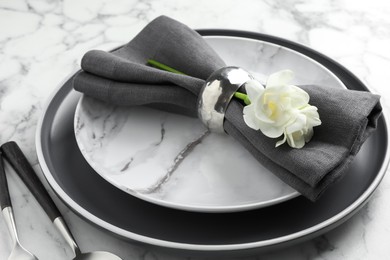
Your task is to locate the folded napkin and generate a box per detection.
[73,16,382,201]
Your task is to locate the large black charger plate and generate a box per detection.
[36,30,389,256]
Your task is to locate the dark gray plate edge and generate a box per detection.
[35,31,390,252]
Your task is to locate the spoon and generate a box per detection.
[0,151,38,260]
[1,141,122,260]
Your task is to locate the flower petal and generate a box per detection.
[245,80,264,100]
[243,105,261,130]
[288,86,310,108]
[257,121,284,138]
[286,131,305,148]
[275,133,287,147]
[301,105,322,127]
[266,70,294,88]
[285,113,306,134]
[304,127,314,142]
[254,103,275,124]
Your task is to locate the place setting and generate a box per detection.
[15,15,389,257]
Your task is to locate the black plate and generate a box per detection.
[36,30,389,256]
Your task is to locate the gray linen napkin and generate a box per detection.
[73,16,382,201]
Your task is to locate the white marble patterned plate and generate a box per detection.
[74,36,345,213]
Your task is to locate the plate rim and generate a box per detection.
[72,34,346,213]
[36,30,390,251]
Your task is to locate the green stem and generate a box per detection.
[234,92,251,105]
[147,59,251,105]
[147,59,186,75]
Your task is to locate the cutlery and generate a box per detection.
[1,141,122,260]
[0,151,38,260]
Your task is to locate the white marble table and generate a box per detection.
[1,0,390,259]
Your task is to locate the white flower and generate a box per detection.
[243,70,321,148]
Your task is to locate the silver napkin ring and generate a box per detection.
[197,66,254,133]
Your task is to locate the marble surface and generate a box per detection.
[1,0,390,259]
[74,36,344,212]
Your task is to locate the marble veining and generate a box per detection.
[1,0,390,259]
[140,130,210,195]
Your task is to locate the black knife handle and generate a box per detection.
[0,152,12,210]
[1,141,62,221]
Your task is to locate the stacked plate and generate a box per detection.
[36,30,390,256]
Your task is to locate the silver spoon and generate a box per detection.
[0,151,38,260]
[1,141,122,260]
